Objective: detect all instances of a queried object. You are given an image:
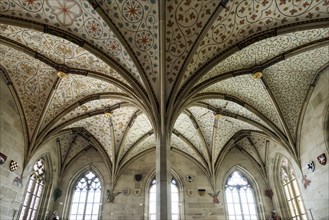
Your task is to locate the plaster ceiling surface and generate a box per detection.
[237,137,263,166]
[119,113,152,161]
[263,45,329,139]
[194,27,329,85]
[171,133,206,168]
[56,133,75,163]
[174,112,209,160]
[186,0,329,79]
[0,43,57,138]
[65,114,114,160]
[187,106,214,152]
[94,0,160,86]
[0,24,128,84]
[0,0,328,179]
[110,106,139,150]
[249,135,268,164]
[41,74,123,130]
[164,0,220,89]
[0,0,141,81]
[201,75,283,131]
[57,133,91,168]
[213,116,260,160]
[201,99,269,129]
[51,98,124,130]
[121,134,156,166]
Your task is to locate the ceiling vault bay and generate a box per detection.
[0,0,328,191]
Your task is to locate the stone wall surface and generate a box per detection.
[299,70,329,220]
[0,77,25,220]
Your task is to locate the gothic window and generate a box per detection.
[281,157,307,219]
[225,171,258,220]
[19,159,46,220]
[69,171,102,220]
[149,178,179,220]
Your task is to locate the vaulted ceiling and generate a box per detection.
[0,0,328,183]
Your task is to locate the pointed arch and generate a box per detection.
[222,165,265,220]
[272,154,308,220]
[18,153,53,220]
[62,164,105,220]
[144,169,185,220]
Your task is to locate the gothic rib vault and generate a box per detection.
[0,0,328,217]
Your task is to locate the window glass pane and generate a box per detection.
[172,214,179,220]
[77,203,84,214]
[297,196,306,214]
[23,192,30,206]
[85,203,93,214]
[33,197,40,209]
[226,188,233,203]
[149,179,180,219]
[246,188,254,203]
[79,190,87,203]
[232,188,239,203]
[27,180,34,192]
[284,185,291,200]
[150,214,156,220]
[19,207,26,220]
[69,171,102,220]
[76,215,83,220]
[234,204,241,215]
[88,190,95,203]
[92,204,100,215]
[225,171,258,220]
[281,158,307,219]
[30,210,36,220]
[229,215,236,220]
[249,203,257,215]
[235,215,243,220]
[292,180,300,196]
[26,209,32,220]
[19,159,46,220]
[242,203,249,215]
[94,191,101,202]
[240,189,247,204]
[37,184,43,197]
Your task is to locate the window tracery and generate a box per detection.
[280,157,307,220]
[69,171,102,220]
[19,159,46,220]
[225,170,258,220]
[149,178,179,220]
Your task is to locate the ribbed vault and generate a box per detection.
[0,1,328,214]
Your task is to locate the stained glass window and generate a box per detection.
[149,178,179,220]
[69,171,102,220]
[225,171,258,220]
[19,159,46,220]
[281,158,307,220]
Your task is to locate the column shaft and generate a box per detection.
[156,135,171,220]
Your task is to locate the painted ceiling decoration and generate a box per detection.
[0,43,57,139]
[185,0,329,81]
[195,28,329,86]
[0,0,328,185]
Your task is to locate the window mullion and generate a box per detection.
[70,172,101,220]
[83,185,90,220]
[238,188,244,220]
[26,176,37,220]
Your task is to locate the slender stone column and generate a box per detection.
[157,1,171,218]
[156,134,171,220]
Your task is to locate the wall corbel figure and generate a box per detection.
[107,189,121,203]
[208,190,222,205]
